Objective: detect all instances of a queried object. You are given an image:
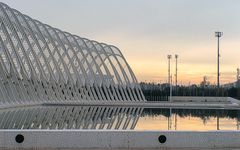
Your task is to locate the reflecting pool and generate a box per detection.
[0,106,239,131]
[137,108,240,131]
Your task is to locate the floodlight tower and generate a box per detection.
[215,31,223,89]
[237,68,240,88]
[167,55,172,86]
[175,54,178,94]
[237,68,240,81]
[167,55,172,102]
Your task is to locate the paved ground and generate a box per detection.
[43,101,240,109]
[0,102,233,110]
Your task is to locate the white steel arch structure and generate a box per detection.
[0,2,145,106]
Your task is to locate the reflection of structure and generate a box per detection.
[0,2,145,106]
[0,106,143,129]
[174,113,177,130]
[237,111,240,130]
[168,108,172,130]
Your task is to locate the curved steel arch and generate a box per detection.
[0,2,146,106]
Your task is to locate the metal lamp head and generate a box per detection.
[167,55,172,59]
[175,54,178,59]
[215,31,223,37]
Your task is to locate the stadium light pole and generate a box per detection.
[175,54,178,95]
[167,55,172,101]
[167,55,172,85]
[215,31,223,92]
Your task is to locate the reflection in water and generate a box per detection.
[136,108,240,131]
[1,106,240,130]
[0,106,143,130]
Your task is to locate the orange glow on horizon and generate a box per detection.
[94,32,240,85]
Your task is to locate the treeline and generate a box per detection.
[140,82,240,101]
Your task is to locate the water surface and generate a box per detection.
[0,106,239,131]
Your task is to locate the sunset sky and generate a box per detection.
[2,0,240,85]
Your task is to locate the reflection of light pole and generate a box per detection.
[174,113,177,130]
[237,111,240,130]
[217,111,220,130]
[167,55,172,101]
[168,108,172,130]
[237,119,239,130]
[215,31,223,90]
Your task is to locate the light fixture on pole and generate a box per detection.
[175,54,178,95]
[167,55,172,85]
[215,31,223,89]
[167,54,172,101]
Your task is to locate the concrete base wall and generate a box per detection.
[1,97,239,110]
[172,96,234,103]
[1,130,240,149]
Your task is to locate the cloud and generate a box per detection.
[2,0,239,84]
